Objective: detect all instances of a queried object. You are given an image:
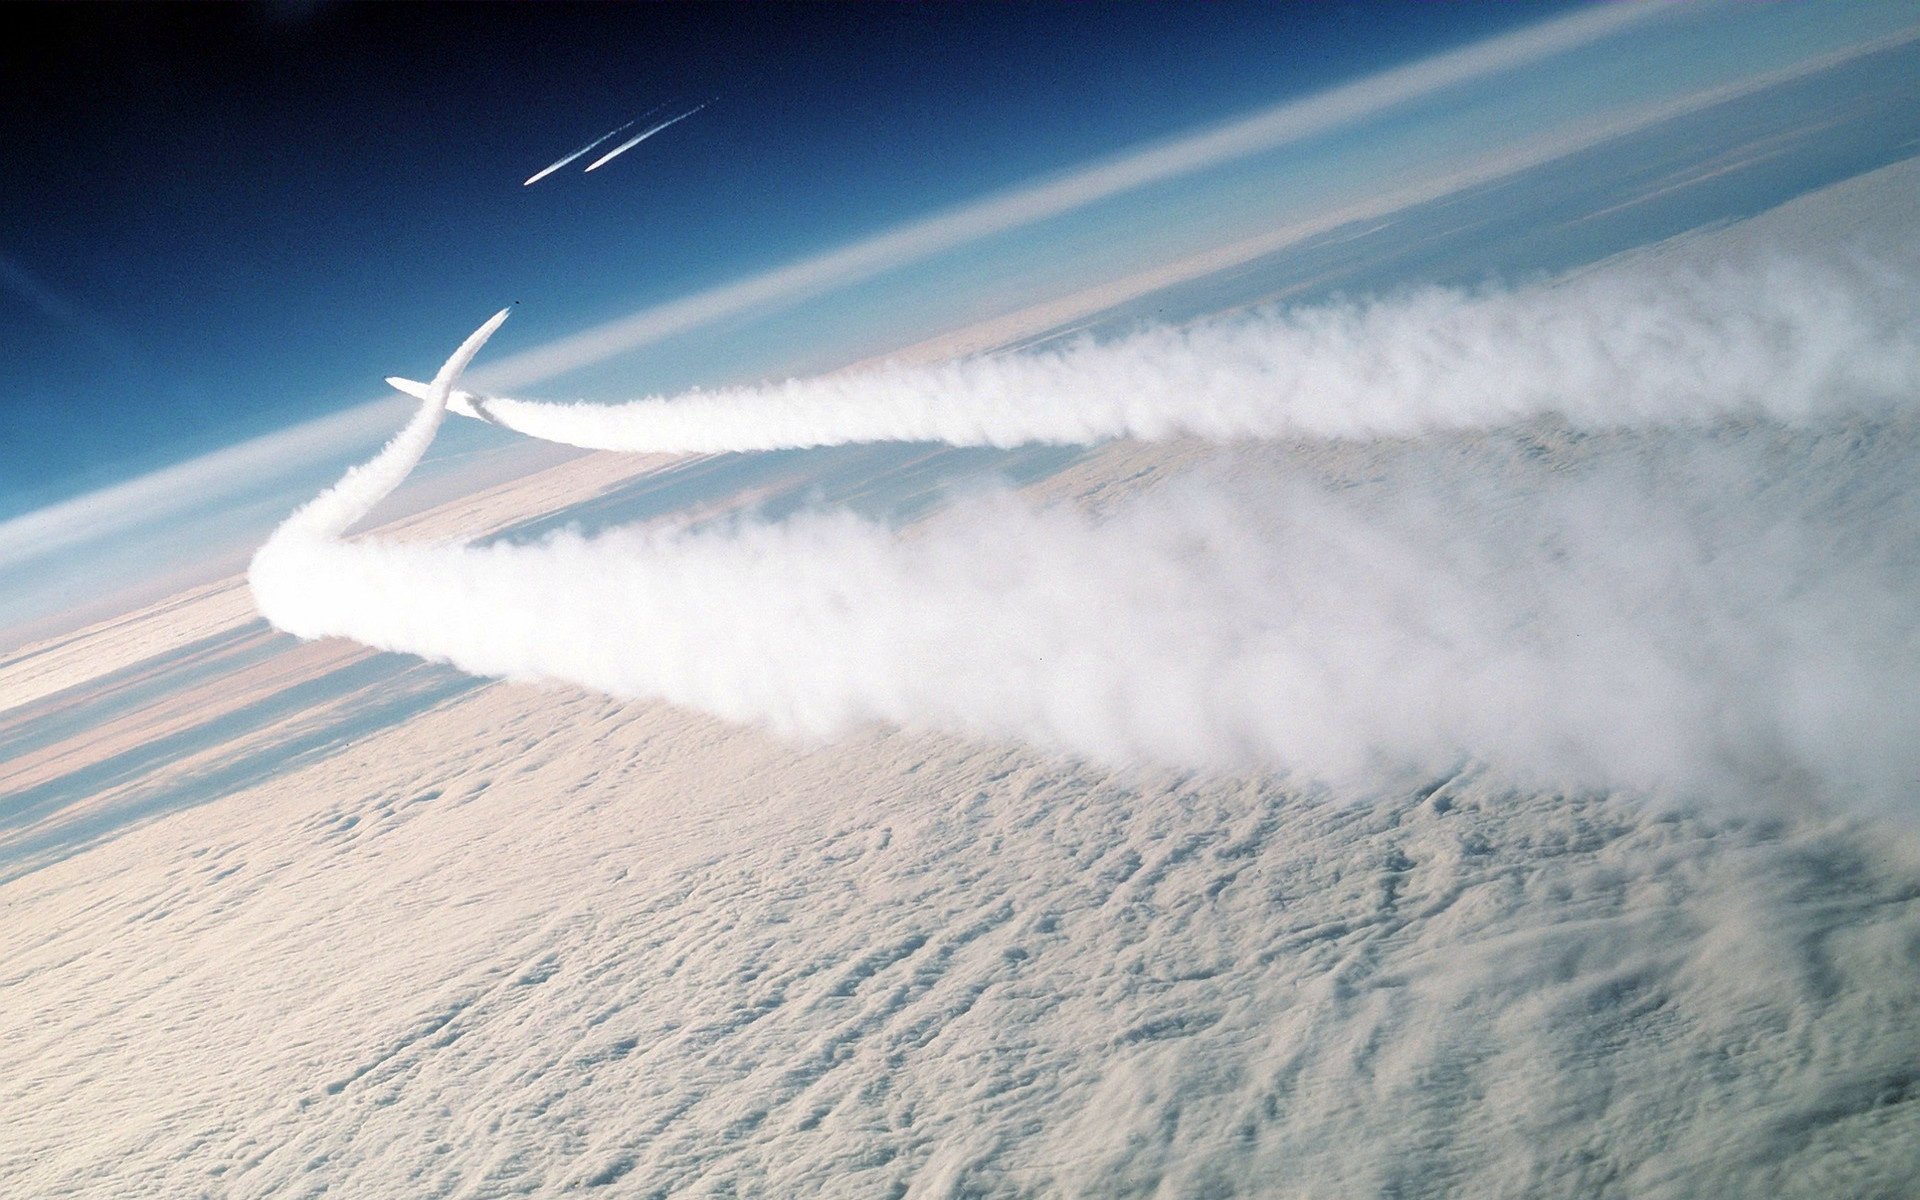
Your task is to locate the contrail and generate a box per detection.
[387,242,1920,455]
[524,120,641,187]
[524,105,671,187]
[252,391,1920,813]
[267,309,511,542]
[583,101,711,173]
[257,243,1920,814]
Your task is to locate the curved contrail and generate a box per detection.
[583,101,711,173]
[261,309,510,543]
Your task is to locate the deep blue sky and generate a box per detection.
[0,1,1588,520]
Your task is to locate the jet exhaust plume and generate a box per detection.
[583,102,711,173]
[263,308,510,542]
[523,104,676,186]
[524,121,635,187]
[255,230,1920,816]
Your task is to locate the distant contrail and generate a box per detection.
[523,112,656,187]
[583,102,711,173]
[524,122,632,188]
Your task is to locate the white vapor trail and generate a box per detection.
[255,235,1920,813]
[523,119,640,187]
[264,308,510,541]
[583,102,710,173]
[389,245,1920,454]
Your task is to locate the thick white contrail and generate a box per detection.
[256,244,1920,814]
[523,119,645,187]
[583,102,710,173]
[389,244,1920,455]
[251,398,1920,812]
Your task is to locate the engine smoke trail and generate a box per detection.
[583,102,711,173]
[254,366,1920,812]
[263,309,510,542]
[523,117,646,187]
[390,244,1920,454]
[255,227,1920,815]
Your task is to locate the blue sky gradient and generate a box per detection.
[2,1,1918,650]
[1,1,1604,518]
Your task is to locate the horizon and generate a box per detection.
[4,0,1918,649]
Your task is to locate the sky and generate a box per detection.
[3,0,1918,651]
[5,9,1920,1190]
[0,0,1591,519]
